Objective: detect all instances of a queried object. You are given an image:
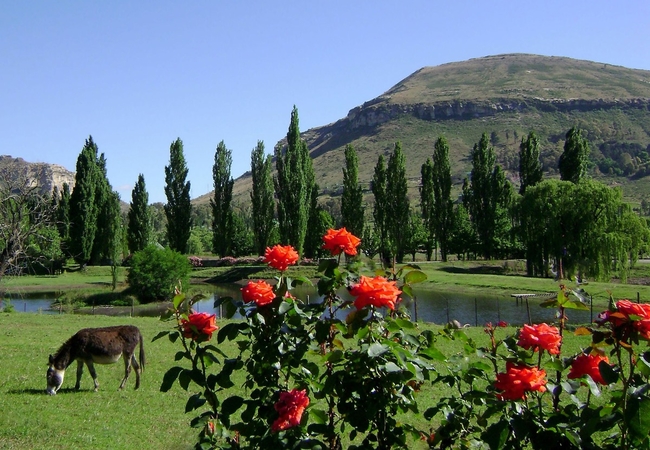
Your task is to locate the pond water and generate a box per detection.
[5,284,596,326]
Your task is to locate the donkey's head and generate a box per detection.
[46,354,65,395]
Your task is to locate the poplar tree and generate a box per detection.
[274,106,312,254]
[69,136,100,264]
[431,136,454,262]
[211,140,234,257]
[465,133,512,260]
[250,141,275,255]
[386,142,410,263]
[341,144,365,238]
[164,138,192,254]
[518,131,543,194]
[127,174,151,254]
[371,155,390,264]
[559,127,590,183]
[419,158,435,260]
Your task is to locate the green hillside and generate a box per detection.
[211,54,650,211]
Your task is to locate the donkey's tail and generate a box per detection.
[139,331,146,371]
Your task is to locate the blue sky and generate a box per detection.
[2,1,649,203]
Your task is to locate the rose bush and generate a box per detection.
[156,233,650,449]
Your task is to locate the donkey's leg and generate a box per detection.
[86,361,99,391]
[119,352,134,390]
[130,354,141,389]
[74,360,84,390]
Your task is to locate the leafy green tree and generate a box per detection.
[341,144,365,238]
[149,202,167,247]
[520,179,650,280]
[250,141,275,255]
[164,138,192,254]
[465,133,513,259]
[211,140,234,257]
[69,136,100,264]
[448,204,476,260]
[303,184,322,258]
[419,158,436,261]
[127,174,151,254]
[405,209,426,262]
[371,154,391,265]
[126,245,191,302]
[431,136,454,261]
[386,142,410,263]
[518,131,543,194]
[274,106,313,254]
[230,211,255,257]
[559,127,590,183]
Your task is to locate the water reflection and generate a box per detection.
[193,283,594,326]
[7,284,595,325]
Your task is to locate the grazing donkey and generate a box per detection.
[46,325,145,395]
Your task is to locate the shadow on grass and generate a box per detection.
[8,387,82,395]
[438,265,507,275]
[204,266,265,283]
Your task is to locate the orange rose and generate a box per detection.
[350,276,401,311]
[241,280,276,307]
[272,389,310,432]
[322,228,361,256]
[264,245,299,271]
[181,312,219,342]
[494,362,547,401]
[517,323,562,355]
[568,353,610,385]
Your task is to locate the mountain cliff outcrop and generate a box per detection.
[0,155,75,194]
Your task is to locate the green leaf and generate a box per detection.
[367,343,389,358]
[179,369,193,390]
[482,420,509,450]
[599,360,619,384]
[160,366,183,392]
[151,331,169,342]
[217,323,241,344]
[637,355,650,377]
[394,318,416,329]
[420,346,447,362]
[401,284,414,300]
[383,362,401,373]
[324,349,344,363]
[310,409,328,425]
[172,293,185,310]
[626,396,650,440]
[185,393,206,413]
[404,270,427,284]
[278,301,292,314]
[221,396,244,416]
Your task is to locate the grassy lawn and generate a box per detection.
[0,310,614,449]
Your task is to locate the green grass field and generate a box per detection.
[0,309,607,450]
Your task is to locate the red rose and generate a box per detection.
[597,300,650,340]
[322,228,361,256]
[264,245,299,271]
[350,276,401,311]
[568,353,610,385]
[517,323,562,355]
[271,389,310,432]
[494,362,547,401]
[181,312,219,342]
[241,280,276,307]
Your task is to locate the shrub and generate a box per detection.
[127,245,191,302]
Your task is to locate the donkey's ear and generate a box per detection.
[48,354,54,365]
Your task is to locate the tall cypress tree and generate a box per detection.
[419,158,435,260]
[559,127,590,183]
[431,136,454,262]
[211,140,234,257]
[466,133,512,259]
[371,155,390,265]
[55,182,71,256]
[341,144,365,238]
[91,153,120,265]
[164,138,192,254]
[127,174,151,254]
[69,136,100,264]
[518,131,543,194]
[274,106,311,254]
[386,142,410,263]
[250,141,275,255]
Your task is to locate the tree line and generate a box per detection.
[5,107,648,283]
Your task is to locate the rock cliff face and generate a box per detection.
[0,155,75,194]
[304,97,650,141]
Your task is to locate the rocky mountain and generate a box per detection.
[0,155,75,195]
[226,53,650,208]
